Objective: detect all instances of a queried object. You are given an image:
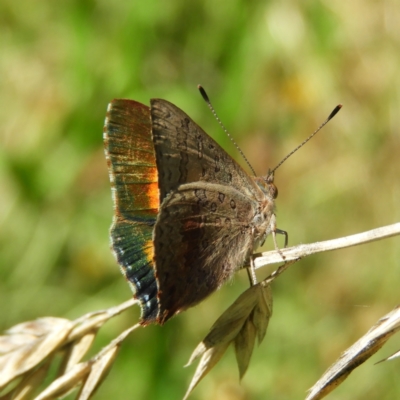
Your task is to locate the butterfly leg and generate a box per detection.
[247,255,258,286]
[272,229,288,263]
[275,228,288,248]
[271,217,288,263]
[269,213,288,250]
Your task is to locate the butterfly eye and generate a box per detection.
[270,183,278,199]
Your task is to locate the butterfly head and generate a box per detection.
[264,169,278,200]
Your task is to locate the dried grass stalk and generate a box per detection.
[0,299,138,400]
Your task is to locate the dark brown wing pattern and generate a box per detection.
[150,100,272,324]
[154,182,260,324]
[150,99,264,201]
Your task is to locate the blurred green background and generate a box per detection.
[1,1,399,399]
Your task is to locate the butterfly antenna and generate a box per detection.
[198,85,257,177]
[269,104,342,175]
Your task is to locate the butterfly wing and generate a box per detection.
[104,98,275,325]
[104,99,159,323]
[150,99,273,324]
[150,99,264,201]
[154,182,260,324]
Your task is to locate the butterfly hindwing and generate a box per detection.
[154,182,259,324]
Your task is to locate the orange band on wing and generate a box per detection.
[143,238,155,264]
[146,171,160,210]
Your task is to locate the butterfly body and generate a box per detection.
[104,98,277,325]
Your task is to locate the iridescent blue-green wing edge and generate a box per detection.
[104,99,160,325]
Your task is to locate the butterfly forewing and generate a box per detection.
[104,99,159,323]
[150,99,264,201]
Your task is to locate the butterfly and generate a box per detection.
[103,96,282,325]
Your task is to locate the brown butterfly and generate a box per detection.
[103,93,339,325]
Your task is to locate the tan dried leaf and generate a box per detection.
[185,342,207,367]
[0,318,73,389]
[61,332,97,374]
[66,298,138,343]
[0,299,140,398]
[306,305,400,400]
[0,333,37,355]
[35,362,91,400]
[0,318,70,355]
[7,318,69,336]
[78,345,120,400]
[7,360,51,400]
[183,342,230,400]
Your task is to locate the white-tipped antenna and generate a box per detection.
[269,104,342,175]
[198,85,257,177]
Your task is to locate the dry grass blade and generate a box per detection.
[77,345,120,400]
[61,332,97,374]
[66,298,138,343]
[75,323,139,399]
[0,318,71,358]
[7,360,51,400]
[0,299,139,399]
[34,362,91,400]
[183,343,230,400]
[0,318,74,388]
[377,348,400,363]
[184,283,273,398]
[254,223,400,269]
[34,324,140,400]
[306,305,400,400]
[0,318,67,354]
